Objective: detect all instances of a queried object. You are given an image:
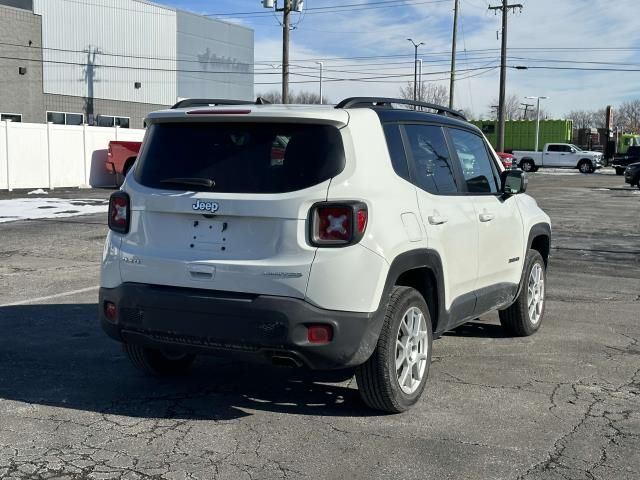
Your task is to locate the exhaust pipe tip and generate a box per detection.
[271,354,303,368]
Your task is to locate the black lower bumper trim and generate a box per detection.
[99,283,385,370]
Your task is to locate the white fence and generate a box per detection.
[0,121,145,191]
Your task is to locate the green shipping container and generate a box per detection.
[470,119,573,152]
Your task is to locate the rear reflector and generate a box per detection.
[108,191,130,234]
[307,324,333,344]
[104,301,117,322]
[187,109,251,115]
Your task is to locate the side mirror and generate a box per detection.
[501,169,528,195]
[570,148,576,153]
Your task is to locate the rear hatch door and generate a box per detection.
[119,116,347,298]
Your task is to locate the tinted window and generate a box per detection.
[97,115,114,127]
[383,123,410,181]
[47,112,65,125]
[116,117,130,128]
[1,114,21,122]
[404,124,458,194]
[448,128,500,194]
[134,123,345,193]
[66,113,83,125]
[546,144,560,152]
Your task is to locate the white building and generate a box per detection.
[0,0,254,128]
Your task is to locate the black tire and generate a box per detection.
[123,344,196,376]
[499,249,546,337]
[356,286,433,413]
[615,167,625,176]
[578,160,593,174]
[520,160,535,172]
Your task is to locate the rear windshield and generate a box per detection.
[134,122,345,193]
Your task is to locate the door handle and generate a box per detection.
[428,215,448,225]
[479,212,494,222]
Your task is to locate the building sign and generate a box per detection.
[197,48,250,74]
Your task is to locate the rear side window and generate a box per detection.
[383,123,410,181]
[448,128,500,194]
[404,124,459,194]
[134,123,345,193]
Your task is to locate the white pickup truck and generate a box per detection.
[512,143,603,174]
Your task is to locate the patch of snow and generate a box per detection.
[0,198,108,223]
[27,189,48,195]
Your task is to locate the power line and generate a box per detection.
[205,0,450,18]
[4,40,639,67]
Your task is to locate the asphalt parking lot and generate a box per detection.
[1,171,639,480]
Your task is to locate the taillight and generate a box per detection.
[108,191,130,234]
[309,202,367,247]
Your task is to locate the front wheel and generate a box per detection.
[499,249,546,337]
[123,344,196,376]
[578,160,593,174]
[356,286,433,413]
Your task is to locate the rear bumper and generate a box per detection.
[99,283,385,370]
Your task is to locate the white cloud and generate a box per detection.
[249,0,640,118]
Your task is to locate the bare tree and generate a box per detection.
[399,82,449,105]
[566,110,595,129]
[487,94,521,120]
[618,100,640,132]
[256,90,329,104]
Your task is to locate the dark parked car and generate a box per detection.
[612,146,640,175]
[624,162,640,188]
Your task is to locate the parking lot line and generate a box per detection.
[0,286,99,308]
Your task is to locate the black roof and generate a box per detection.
[373,108,482,133]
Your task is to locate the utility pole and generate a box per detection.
[407,38,424,102]
[282,0,291,104]
[449,0,459,109]
[262,0,293,103]
[489,1,523,152]
[520,102,534,120]
[417,59,423,101]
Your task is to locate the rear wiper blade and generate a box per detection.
[160,177,215,188]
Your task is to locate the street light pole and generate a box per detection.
[526,96,548,152]
[316,61,323,104]
[407,38,424,102]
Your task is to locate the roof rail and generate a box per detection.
[335,97,467,121]
[171,97,271,109]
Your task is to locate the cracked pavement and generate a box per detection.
[1,175,639,479]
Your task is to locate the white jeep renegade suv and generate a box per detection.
[100,97,551,413]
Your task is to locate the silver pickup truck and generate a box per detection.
[513,143,603,173]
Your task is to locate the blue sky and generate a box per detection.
[152,0,640,119]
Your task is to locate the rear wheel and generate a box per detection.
[520,160,535,172]
[356,286,433,413]
[499,249,546,337]
[123,344,196,376]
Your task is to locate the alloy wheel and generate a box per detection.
[395,306,429,394]
[527,263,545,325]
